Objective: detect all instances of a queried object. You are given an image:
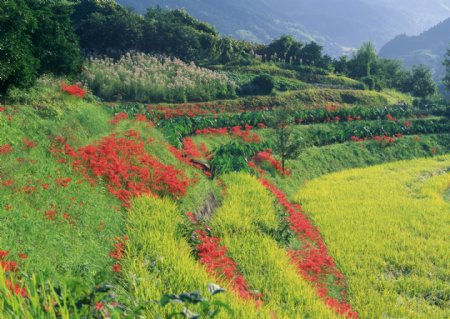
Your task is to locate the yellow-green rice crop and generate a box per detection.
[122,196,277,318]
[210,173,340,318]
[297,156,450,319]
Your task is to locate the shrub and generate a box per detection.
[250,74,275,95]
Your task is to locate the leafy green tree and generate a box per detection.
[72,0,144,55]
[0,0,38,93]
[348,42,378,79]
[30,1,81,75]
[299,42,324,66]
[444,49,450,91]
[262,35,296,62]
[401,65,437,98]
[270,110,302,174]
[333,56,349,75]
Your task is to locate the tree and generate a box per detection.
[270,110,302,174]
[72,1,144,56]
[444,49,450,91]
[0,0,38,93]
[262,35,296,62]
[30,1,81,75]
[401,65,437,98]
[348,42,378,79]
[299,42,324,66]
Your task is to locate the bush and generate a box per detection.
[251,74,275,95]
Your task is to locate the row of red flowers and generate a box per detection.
[0,250,27,298]
[195,124,260,143]
[258,179,359,319]
[185,212,263,304]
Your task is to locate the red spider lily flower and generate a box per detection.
[135,114,147,122]
[2,180,14,187]
[22,138,36,149]
[0,144,13,155]
[1,261,18,272]
[253,151,286,175]
[41,184,50,190]
[0,107,5,112]
[257,123,267,128]
[61,84,86,98]
[57,178,72,187]
[44,210,57,221]
[112,264,122,273]
[18,253,27,259]
[22,186,36,194]
[110,112,128,125]
[386,114,396,122]
[95,302,105,311]
[405,121,411,127]
[4,280,28,298]
[0,250,9,259]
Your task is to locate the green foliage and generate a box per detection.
[443,49,450,91]
[401,65,438,98]
[249,74,275,95]
[259,35,330,69]
[29,1,81,75]
[0,0,38,93]
[269,110,302,173]
[0,0,80,94]
[210,142,262,176]
[72,0,144,55]
[348,42,378,79]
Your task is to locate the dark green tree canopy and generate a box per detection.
[444,49,450,91]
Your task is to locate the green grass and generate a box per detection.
[297,157,450,318]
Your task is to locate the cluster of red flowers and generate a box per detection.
[351,134,404,144]
[0,250,27,298]
[168,138,211,176]
[61,84,87,98]
[346,115,362,122]
[258,179,359,319]
[52,132,191,207]
[253,150,286,175]
[324,116,342,123]
[110,112,128,125]
[22,139,36,149]
[386,114,396,122]
[186,213,263,303]
[0,106,5,112]
[109,236,128,274]
[0,144,13,155]
[195,125,260,143]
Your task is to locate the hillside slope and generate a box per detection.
[118,0,450,55]
[379,18,450,83]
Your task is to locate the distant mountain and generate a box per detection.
[380,18,450,84]
[117,0,450,56]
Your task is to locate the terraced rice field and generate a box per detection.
[297,157,450,319]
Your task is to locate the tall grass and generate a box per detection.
[83,52,236,103]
